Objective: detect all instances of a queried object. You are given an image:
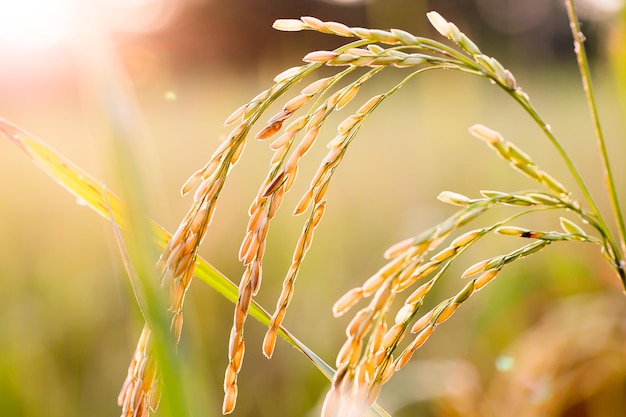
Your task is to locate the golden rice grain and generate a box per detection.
[326,131,350,149]
[336,84,360,110]
[223,103,247,126]
[426,11,452,38]
[272,18,307,32]
[300,77,333,96]
[222,384,238,414]
[381,323,404,349]
[394,303,415,324]
[375,360,393,385]
[409,324,434,350]
[241,232,259,265]
[256,121,283,141]
[495,226,527,236]
[412,261,439,280]
[296,126,320,156]
[333,288,363,320]
[437,190,473,206]
[192,178,213,203]
[383,237,414,259]
[303,50,339,63]
[294,188,314,216]
[173,252,193,277]
[405,280,434,304]
[434,302,457,325]
[269,131,296,150]
[431,246,458,262]
[314,178,330,204]
[307,107,327,128]
[285,114,310,132]
[461,259,490,278]
[391,269,421,293]
[238,230,255,262]
[301,16,326,31]
[453,280,476,304]
[283,166,298,192]
[361,273,387,296]
[450,228,483,247]
[229,140,246,166]
[311,203,326,228]
[337,114,362,133]
[394,346,414,372]
[475,268,499,290]
[270,144,289,165]
[336,337,362,367]
[324,21,352,37]
[262,327,278,359]
[346,308,370,337]
[268,109,293,124]
[180,169,203,196]
[284,94,311,113]
[190,204,209,234]
[372,284,392,311]
[248,261,262,296]
[468,124,503,144]
[263,171,287,197]
[364,323,383,354]
[410,310,433,334]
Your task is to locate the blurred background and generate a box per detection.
[1,0,625,416]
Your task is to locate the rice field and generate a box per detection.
[1,6,625,416]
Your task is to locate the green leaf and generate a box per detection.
[0,117,390,417]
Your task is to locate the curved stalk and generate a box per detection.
[507,92,626,286]
[564,0,626,259]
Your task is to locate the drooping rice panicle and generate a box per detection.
[223,66,386,413]
[322,176,611,413]
[274,14,526,98]
[262,58,461,361]
[118,326,160,417]
[425,11,523,94]
[121,50,348,417]
[326,235,557,413]
[261,69,394,359]
[468,124,570,197]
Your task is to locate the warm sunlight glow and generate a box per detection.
[0,0,182,51]
[0,0,75,49]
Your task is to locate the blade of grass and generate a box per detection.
[0,116,390,417]
[104,187,195,417]
[564,0,626,275]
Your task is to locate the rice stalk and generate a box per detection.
[5,3,626,417]
[323,134,613,411]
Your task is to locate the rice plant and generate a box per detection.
[2,1,624,416]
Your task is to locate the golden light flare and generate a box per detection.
[0,0,184,51]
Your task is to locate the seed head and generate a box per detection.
[427,11,452,38]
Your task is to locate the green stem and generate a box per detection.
[509,92,626,287]
[563,0,626,259]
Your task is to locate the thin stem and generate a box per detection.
[508,92,626,287]
[564,0,626,258]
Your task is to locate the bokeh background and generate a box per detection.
[1,0,625,416]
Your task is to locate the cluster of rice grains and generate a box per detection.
[321,189,593,416]
[320,118,603,416]
[117,11,606,417]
